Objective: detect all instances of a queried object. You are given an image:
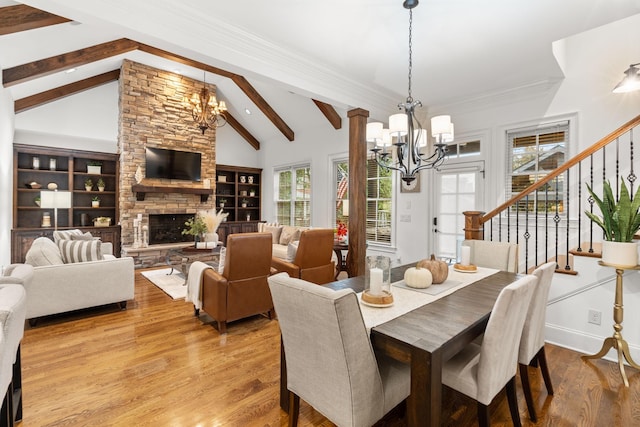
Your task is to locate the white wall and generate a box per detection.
[0,73,15,267]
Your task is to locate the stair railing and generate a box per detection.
[464,113,640,273]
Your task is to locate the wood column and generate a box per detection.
[463,211,485,240]
[347,108,369,277]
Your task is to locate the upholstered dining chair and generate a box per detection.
[518,261,556,422]
[0,284,28,427]
[268,273,411,427]
[442,274,537,427]
[201,232,274,334]
[462,239,519,273]
[271,228,335,285]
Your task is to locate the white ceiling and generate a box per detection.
[2,0,640,137]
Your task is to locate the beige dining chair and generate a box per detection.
[442,274,537,427]
[268,273,411,427]
[519,262,556,422]
[462,239,519,273]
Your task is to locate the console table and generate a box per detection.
[582,261,640,387]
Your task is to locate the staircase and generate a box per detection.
[463,114,640,274]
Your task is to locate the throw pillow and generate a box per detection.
[25,237,64,267]
[53,229,83,244]
[57,239,103,264]
[264,225,283,244]
[286,241,299,262]
[279,225,298,245]
[70,232,97,241]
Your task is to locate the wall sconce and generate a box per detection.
[613,63,640,93]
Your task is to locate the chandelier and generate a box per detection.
[368,0,454,183]
[184,72,228,134]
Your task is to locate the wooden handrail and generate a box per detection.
[481,114,640,224]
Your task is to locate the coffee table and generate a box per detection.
[166,245,222,284]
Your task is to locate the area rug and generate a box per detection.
[141,268,187,300]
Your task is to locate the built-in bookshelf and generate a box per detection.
[215,164,262,244]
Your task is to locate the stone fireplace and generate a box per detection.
[117,60,218,257]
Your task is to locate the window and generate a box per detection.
[444,139,481,159]
[507,121,568,213]
[332,158,393,245]
[275,165,311,226]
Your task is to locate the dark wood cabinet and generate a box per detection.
[217,221,260,245]
[12,144,121,262]
[11,226,121,263]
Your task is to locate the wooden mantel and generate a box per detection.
[131,184,213,203]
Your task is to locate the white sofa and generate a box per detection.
[23,231,134,323]
[257,222,308,261]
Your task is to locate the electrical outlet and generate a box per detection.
[588,309,602,325]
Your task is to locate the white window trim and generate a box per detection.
[273,162,312,226]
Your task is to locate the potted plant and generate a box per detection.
[85,178,93,191]
[182,214,208,244]
[219,197,227,208]
[87,161,102,174]
[241,198,248,208]
[97,178,106,192]
[34,196,41,207]
[91,196,100,208]
[249,189,256,197]
[585,178,640,267]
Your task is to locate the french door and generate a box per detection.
[432,161,485,261]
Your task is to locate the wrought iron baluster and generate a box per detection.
[616,136,620,198]
[545,183,549,263]
[577,161,582,252]
[588,154,594,253]
[507,205,510,242]
[564,170,571,271]
[554,176,560,269]
[515,200,519,244]
[629,128,636,195]
[524,194,530,272]
[498,211,502,242]
[535,187,539,268]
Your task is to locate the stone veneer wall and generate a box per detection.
[118,60,217,248]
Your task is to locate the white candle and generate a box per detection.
[461,245,471,266]
[370,267,384,296]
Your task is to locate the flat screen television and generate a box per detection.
[145,147,202,181]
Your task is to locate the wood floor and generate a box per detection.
[19,269,640,426]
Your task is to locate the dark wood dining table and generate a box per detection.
[278,263,521,426]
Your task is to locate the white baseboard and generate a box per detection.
[545,323,640,365]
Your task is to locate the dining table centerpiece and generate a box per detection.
[585,178,640,268]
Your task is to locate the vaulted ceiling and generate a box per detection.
[2,0,639,147]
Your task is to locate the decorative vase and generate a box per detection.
[602,241,638,268]
[85,185,92,192]
[92,201,99,208]
[135,165,143,184]
[98,186,105,192]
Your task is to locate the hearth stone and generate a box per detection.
[149,214,194,245]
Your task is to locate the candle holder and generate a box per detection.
[362,255,393,306]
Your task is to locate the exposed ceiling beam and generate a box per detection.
[139,43,295,142]
[224,112,260,151]
[14,69,120,113]
[312,99,342,130]
[0,4,70,36]
[2,38,137,86]
[231,75,294,141]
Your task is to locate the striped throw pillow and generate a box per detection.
[53,229,84,244]
[57,239,103,264]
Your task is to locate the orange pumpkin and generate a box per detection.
[416,254,449,284]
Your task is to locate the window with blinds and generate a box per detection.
[367,158,392,244]
[275,165,311,226]
[507,120,568,213]
[332,158,393,245]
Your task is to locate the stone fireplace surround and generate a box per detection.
[118,60,219,266]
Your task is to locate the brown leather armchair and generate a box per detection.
[201,232,274,333]
[271,228,335,285]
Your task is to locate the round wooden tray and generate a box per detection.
[361,290,394,306]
